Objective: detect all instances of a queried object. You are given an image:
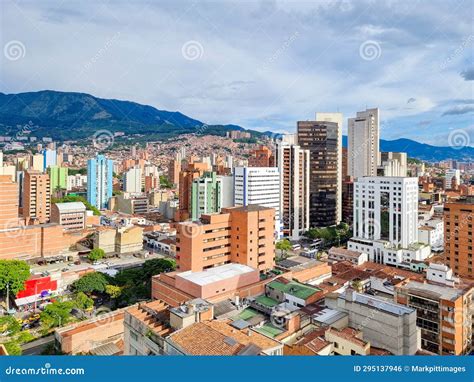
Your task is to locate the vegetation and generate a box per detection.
[276,239,292,259]
[159,175,173,189]
[88,248,105,263]
[51,194,101,216]
[105,285,122,300]
[4,340,22,355]
[0,260,30,310]
[73,292,94,311]
[304,222,352,246]
[40,300,75,330]
[71,272,111,294]
[68,168,87,176]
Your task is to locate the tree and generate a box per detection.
[4,340,22,355]
[71,272,110,294]
[276,239,292,259]
[159,175,173,189]
[0,260,30,310]
[0,316,21,335]
[141,258,176,279]
[73,292,94,311]
[105,285,122,299]
[88,248,105,263]
[40,300,75,329]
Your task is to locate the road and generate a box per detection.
[21,334,55,355]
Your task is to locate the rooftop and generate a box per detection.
[329,247,362,258]
[176,263,256,286]
[54,202,86,212]
[347,291,415,316]
[267,279,320,300]
[402,280,468,301]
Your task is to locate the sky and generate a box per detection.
[1,0,473,145]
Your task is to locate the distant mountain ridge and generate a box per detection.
[0,90,472,161]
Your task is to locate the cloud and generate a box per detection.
[461,68,474,81]
[442,105,474,116]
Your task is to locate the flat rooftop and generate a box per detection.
[176,263,256,286]
[342,291,415,316]
[267,279,320,300]
[402,281,467,301]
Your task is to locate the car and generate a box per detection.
[28,314,40,323]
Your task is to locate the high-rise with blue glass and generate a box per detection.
[87,154,113,209]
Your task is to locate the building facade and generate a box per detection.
[23,170,51,224]
[87,154,114,210]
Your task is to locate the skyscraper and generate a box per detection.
[48,166,68,193]
[42,149,57,170]
[348,108,379,179]
[445,169,461,190]
[23,170,51,224]
[87,154,114,210]
[297,113,342,227]
[234,167,281,237]
[276,137,310,239]
[190,172,233,220]
[124,166,142,193]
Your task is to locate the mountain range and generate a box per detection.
[0,90,472,162]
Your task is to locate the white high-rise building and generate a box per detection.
[124,166,142,194]
[234,167,281,237]
[348,176,430,266]
[276,138,310,239]
[67,174,87,191]
[445,169,460,189]
[348,108,379,179]
[379,152,407,177]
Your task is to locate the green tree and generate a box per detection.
[40,300,75,329]
[88,248,105,263]
[0,315,21,335]
[159,175,173,188]
[0,260,30,310]
[141,258,176,279]
[105,285,122,299]
[71,272,110,294]
[73,292,94,311]
[276,239,292,259]
[4,340,22,355]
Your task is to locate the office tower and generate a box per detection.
[248,145,275,167]
[297,114,342,227]
[348,108,379,179]
[48,166,68,193]
[42,149,57,169]
[396,281,473,355]
[23,170,51,224]
[176,206,275,272]
[445,169,461,189]
[444,197,474,278]
[276,139,310,239]
[342,176,354,225]
[234,167,281,236]
[124,166,142,193]
[341,147,348,179]
[31,153,44,172]
[0,175,19,227]
[87,154,114,210]
[379,152,407,177]
[177,162,210,221]
[348,177,430,265]
[190,172,233,221]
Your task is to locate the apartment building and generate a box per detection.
[275,139,310,239]
[297,114,342,227]
[444,197,474,278]
[0,175,19,228]
[87,154,114,210]
[445,169,461,190]
[176,205,275,273]
[124,166,142,193]
[234,167,281,236]
[348,108,379,179]
[177,162,210,221]
[190,172,233,220]
[379,152,407,177]
[248,145,275,167]
[23,170,51,224]
[48,166,68,193]
[395,281,473,355]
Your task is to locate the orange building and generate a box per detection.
[176,205,275,273]
[23,170,51,224]
[0,175,20,228]
[168,159,181,187]
[248,145,275,167]
[144,174,159,192]
[176,162,209,221]
[444,197,474,278]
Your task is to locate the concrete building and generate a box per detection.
[0,175,20,228]
[48,166,68,193]
[444,197,474,278]
[445,169,461,190]
[418,219,443,250]
[87,154,113,210]
[379,152,407,177]
[67,174,87,191]
[23,170,51,224]
[42,149,57,169]
[348,108,379,179]
[326,289,419,355]
[190,172,233,220]
[348,177,430,266]
[124,166,142,193]
[94,226,143,254]
[51,202,86,231]
[275,139,310,239]
[395,281,472,355]
[31,153,44,172]
[177,162,210,221]
[115,193,149,215]
[297,113,342,227]
[248,145,275,167]
[328,247,368,266]
[234,167,281,236]
[176,205,275,273]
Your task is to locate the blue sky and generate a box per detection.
[1,0,473,145]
